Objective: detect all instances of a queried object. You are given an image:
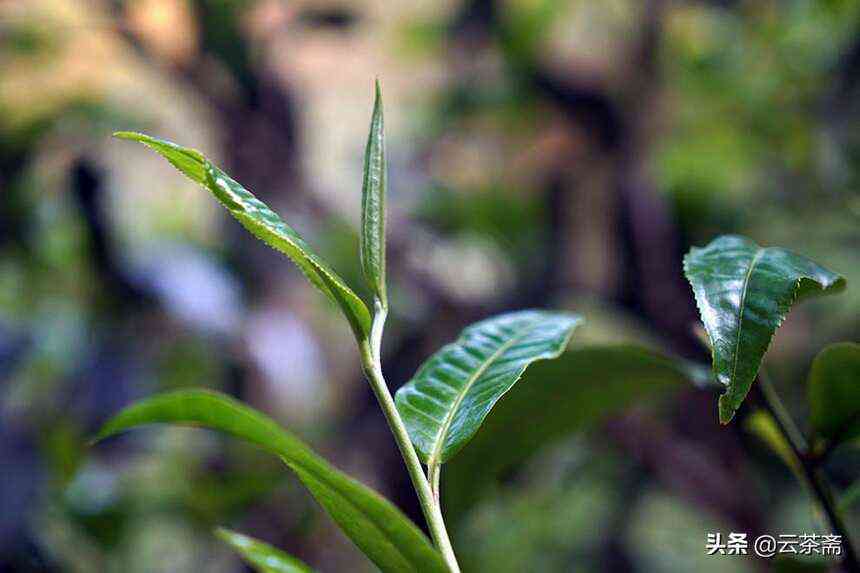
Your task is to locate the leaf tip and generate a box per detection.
[112,130,142,141]
[88,425,116,446]
[718,395,736,425]
[830,275,848,293]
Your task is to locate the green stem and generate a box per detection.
[757,372,858,572]
[429,463,441,505]
[359,308,461,572]
[758,370,808,452]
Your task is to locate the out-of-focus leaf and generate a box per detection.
[113,132,371,341]
[684,235,845,424]
[444,345,690,521]
[94,390,447,573]
[360,80,387,308]
[745,410,800,474]
[216,528,315,573]
[395,311,582,466]
[840,480,860,513]
[808,342,860,447]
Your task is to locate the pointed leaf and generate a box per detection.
[94,390,447,573]
[683,235,845,424]
[809,342,860,447]
[216,528,315,573]
[113,132,371,341]
[395,310,582,465]
[360,80,387,307]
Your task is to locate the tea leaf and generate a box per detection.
[395,310,582,466]
[216,528,315,573]
[683,235,844,424]
[808,342,860,447]
[360,80,387,308]
[95,390,447,573]
[113,132,371,341]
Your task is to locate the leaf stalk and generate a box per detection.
[429,463,441,505]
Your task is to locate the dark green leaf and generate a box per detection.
[444,345,690,522]
[113,132,371,341]
[360,80,387,308]
[809,342,860,447]
[216,528,315,573]
[683,235,845,424]
[395,310,582,465]
[94,390,447,573]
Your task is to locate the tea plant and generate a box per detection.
[93,84,859,572]
[96,83,580,572]
[685,235,858,570]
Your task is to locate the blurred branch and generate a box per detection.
[606,410,765,540]
[71,160,152,307]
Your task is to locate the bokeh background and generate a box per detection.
[2,0,860,571]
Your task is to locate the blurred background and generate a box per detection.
[1,0,859,571]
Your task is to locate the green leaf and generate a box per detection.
[360,80,387,308]
[113,132,371,341]
[395,310,582,465]
[94,390,447,573]
[444,344,691,522]
[216,528,315,573]
[809,342,860,447]
[683,235,845,424]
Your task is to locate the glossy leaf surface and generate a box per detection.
[95,390,447,573]
[444,345,691,522]
[683,235,845,423]
[395,310,582,465]
[360,80,387,307]
[809,342,860,446]
[114,132,371,341]
[216,528,315,573]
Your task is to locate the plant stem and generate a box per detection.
[429,463,441,505]
[360,308,461,572]
[757,371,859,572]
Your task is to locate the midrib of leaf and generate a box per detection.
[727,247,765,396]
[210,172,347,303]
[427,320,543,467]
[207,169,370,340]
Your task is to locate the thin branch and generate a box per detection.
[756,372,859,572]
[359,313,460,572]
